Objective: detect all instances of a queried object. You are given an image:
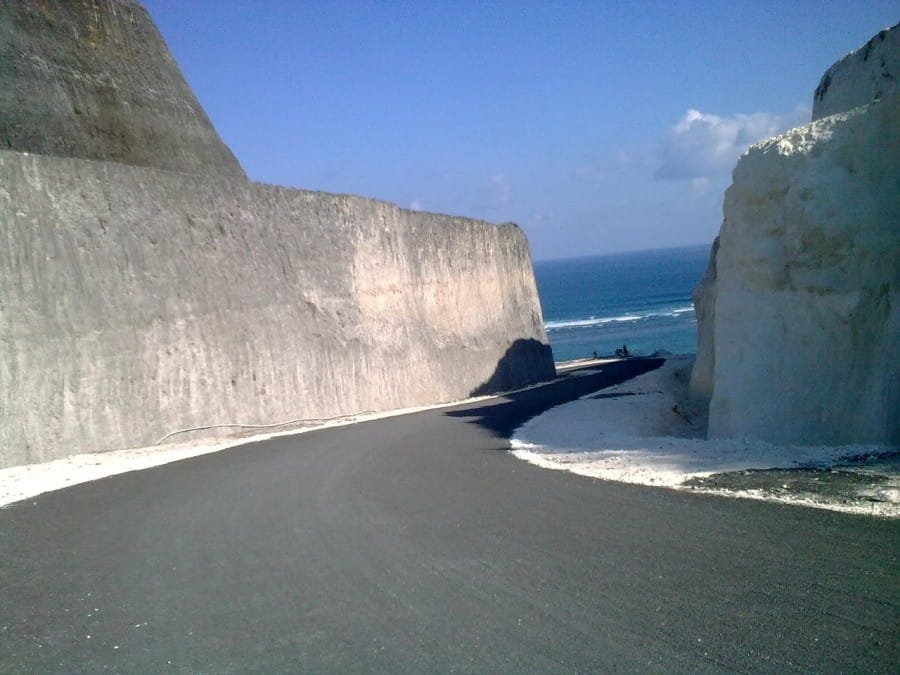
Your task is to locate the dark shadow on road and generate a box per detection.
[468,338,556,397]
[448,358,664,439]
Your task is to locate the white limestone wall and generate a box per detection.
[688,237,718,399]
[707,94,899,445]
[812,23,899,121]
[0,151,553,467]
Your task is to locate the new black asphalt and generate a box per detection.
[2,360,897,673]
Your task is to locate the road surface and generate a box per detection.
[2,360,897,672]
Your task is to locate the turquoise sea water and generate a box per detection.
[533,244,712,363]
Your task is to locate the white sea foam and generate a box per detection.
[546,315,642,329]
[545,306,695,331]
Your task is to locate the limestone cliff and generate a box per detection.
[689,237,718,399]
[0,151,553,466]
[813,24,899,121]
[0,1,554,467]
[693,25,899,446]
[0,0,245,177]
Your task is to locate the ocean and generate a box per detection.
[533,244,712,363]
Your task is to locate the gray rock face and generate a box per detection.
[0,0,245,177]
[813,23,899,121]
[0,151,554,466]
[0,1,554,467]
[693,25,900,446]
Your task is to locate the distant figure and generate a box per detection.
[592,351,598,359]
[615,344,630,358]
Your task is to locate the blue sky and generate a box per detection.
[142,0,898,260]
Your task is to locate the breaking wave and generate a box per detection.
[545,306,695,331]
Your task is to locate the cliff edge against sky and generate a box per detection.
[0,0,554,467]
[0,0,245,177]
[693,24,899,446]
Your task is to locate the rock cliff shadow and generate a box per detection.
[450,357,665,439]
[469,339,556,397]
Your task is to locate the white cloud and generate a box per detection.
[656,106,808,181]
[409,199,423,210]
[476,174,512,209]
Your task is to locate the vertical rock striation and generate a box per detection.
[0,1,554,467]
[688,237,718,399]
[693,24,899,446]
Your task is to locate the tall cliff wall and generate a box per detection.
[0,150,553,467]
[693,25,899,446]
[0,0,554,468]
[688,237,718,399]
[0,0,245,177]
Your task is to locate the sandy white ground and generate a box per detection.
[4,357,896,517]
[512,357,899,518]
[0,368,597,510]
[0,397,501,509]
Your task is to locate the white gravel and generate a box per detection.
[512,357,899,517]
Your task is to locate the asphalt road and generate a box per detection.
[2,360,898,673]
